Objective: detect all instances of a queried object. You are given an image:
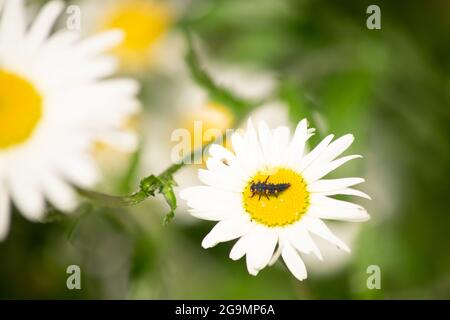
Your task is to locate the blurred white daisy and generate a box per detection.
[0,0,140,239]
[180,119,370,281]
[81,0,185,72]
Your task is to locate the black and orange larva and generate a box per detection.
[249,176,291,200]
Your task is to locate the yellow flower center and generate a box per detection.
[101,0,172,68]
[183,102,234,162]
[243,167,310,227]
[0,70,42,149]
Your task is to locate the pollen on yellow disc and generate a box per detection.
[243,167,310,227]
[100,0,172,68]
[0,70,42,149]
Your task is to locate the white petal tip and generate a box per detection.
[54,200,79,214]
[354,209,371,221]
[201,242,213,249]
[345,134,355,140]
[49,0,65,11]
[248,269,259,276]
[229,248,244,261]
[0,228,9,242]
[341,246,351,253]
[201,237,216,249]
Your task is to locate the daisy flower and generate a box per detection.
[180,119,370,280]
[0,0,140,240]
[81,0,181,72]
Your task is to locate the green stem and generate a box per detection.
[77,142,204,208]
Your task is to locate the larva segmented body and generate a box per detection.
[249,176,291,200]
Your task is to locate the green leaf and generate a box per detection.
[161,177,178,225]
[118,145,142,194]
[184,31,257,119]
[139,173,178,225]
[139,175,160,197]
[279,81,314,122]
[76,187,148,207]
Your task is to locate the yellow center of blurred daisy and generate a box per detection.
[243,168,310,227]
[101,0,172,67]
[0,70,42,149]
[185,102,234,150]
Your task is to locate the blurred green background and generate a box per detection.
[0,0,449,299]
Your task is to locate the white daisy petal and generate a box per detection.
[97,130,139,152]
[308,177,365,193]
[208,144,236,164]
[25,0,64,52]
[180,186,242,220]
[230,240,247,260]
[180,186,238,207]
[188,209,226,222]
[272,126,290,166]
[57,156,100,188]
[245,258,259,275]
[268,243,282,266]
[245,225,278,274]
[286,224,323,260]
[307,205,370,222]
[38,29,80,56]
[281,243,308,281]
[8,174,45,221]
[244,118,263,169]
[231,131,246,159]
[0,183,11,241]
[201,215,252,249]
[205,157,227,171]
[72,56,119,80]
[73,30,124,58]
[198,168,246,192]
[41,171,78,212]
[231,130,256,173]
[310,193,365,211]
[287,119,308,166]
[229,232,251,261]
[257,120,274,163]
[0,0,26,59]
[206,149,241,173]
[297,134,334,172]
[303,154,363,183]
[318,187,372,199]
[313,134,354,165]
[302,216,350,252]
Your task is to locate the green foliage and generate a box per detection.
[184,31,259,119]
[140,173,178,225]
